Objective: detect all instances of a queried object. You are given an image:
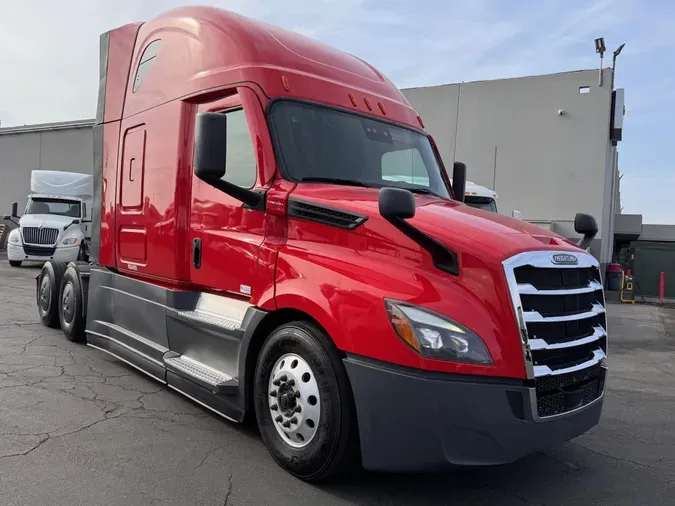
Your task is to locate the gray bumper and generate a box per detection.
[344,355,604,472]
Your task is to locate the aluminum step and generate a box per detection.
[175,309,241,331]
[163,352,238,394]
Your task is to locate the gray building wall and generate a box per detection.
[0,120,94,216]
[640,225,675,243]
[2,71,625,266]
[403,68,620,265]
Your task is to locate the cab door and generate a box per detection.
[189,90,267,297]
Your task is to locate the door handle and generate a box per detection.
[192,238,202,269]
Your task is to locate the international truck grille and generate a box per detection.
[22,227,58,245]
[503,251,607,419]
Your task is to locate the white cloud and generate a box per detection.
[0,0,649,126]
[0,0,404,125]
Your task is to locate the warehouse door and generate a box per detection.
[631,241,675,299]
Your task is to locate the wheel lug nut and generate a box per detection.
[282,421,291,428]
[280,375,288,382]
[287,379,295,386]
[270,390,277,397]
[290,417,298,424]
[275,415,282,423]
[270,404,278,411]
[294,391,301,398]
[273,379,281,386]
[294,406,302,413]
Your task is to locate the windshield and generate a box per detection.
[25,197,81,217]
[465,196,498,213]
[269,101,451,199]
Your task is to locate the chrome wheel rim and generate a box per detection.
[61,282,74,324]
[268,353,320,448]
[39,276,51,313]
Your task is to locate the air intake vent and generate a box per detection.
[288,199,367,230]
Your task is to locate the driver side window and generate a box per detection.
[220,109,257,189]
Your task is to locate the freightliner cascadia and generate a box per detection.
[34,6,608,482]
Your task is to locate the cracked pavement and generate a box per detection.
[1,254,674,505]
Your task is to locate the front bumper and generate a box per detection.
[7,243,80,263]
[344,355,605,472]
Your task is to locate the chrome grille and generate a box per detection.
[503,250,607,419]
[22,227,58,245]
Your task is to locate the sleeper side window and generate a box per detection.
[133,40,162,93]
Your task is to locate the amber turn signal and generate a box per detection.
[387,303,420,352]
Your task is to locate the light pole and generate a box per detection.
[595,37,606,86]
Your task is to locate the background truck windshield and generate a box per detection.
[465,196,498,213]
[270,101,451,199]
[25,198,81,217]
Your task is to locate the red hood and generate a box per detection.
[290,185,582,262]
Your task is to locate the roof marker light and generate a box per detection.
[417,115,425,128]
[281,76,290,91]
[349,93,358,107]
[364,97,372,111]
[378,102,387,115]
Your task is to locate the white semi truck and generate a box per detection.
[3,170,93,267]
[462,180,499,213]
[384,174,499,213]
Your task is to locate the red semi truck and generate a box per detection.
[34,6,607,482]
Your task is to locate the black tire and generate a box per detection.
[37,261,68,328]
[9,260,22,267]
[254,321,359,482]
[58,265,86,342]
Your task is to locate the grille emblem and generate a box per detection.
[551,253,578,265]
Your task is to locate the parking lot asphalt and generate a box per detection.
[1,254,674,505]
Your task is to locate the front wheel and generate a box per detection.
[9,260,22,267]
[254,321,359,482]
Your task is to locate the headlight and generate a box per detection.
[61,237,78,245]
[385,300,493,365]
[9,232,21,244]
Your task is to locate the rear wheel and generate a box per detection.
[37,261,68,328]
[9,260,22,267]
[58,265,86,342]
[254,321,359,482]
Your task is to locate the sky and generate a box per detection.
[1,0,674,223]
